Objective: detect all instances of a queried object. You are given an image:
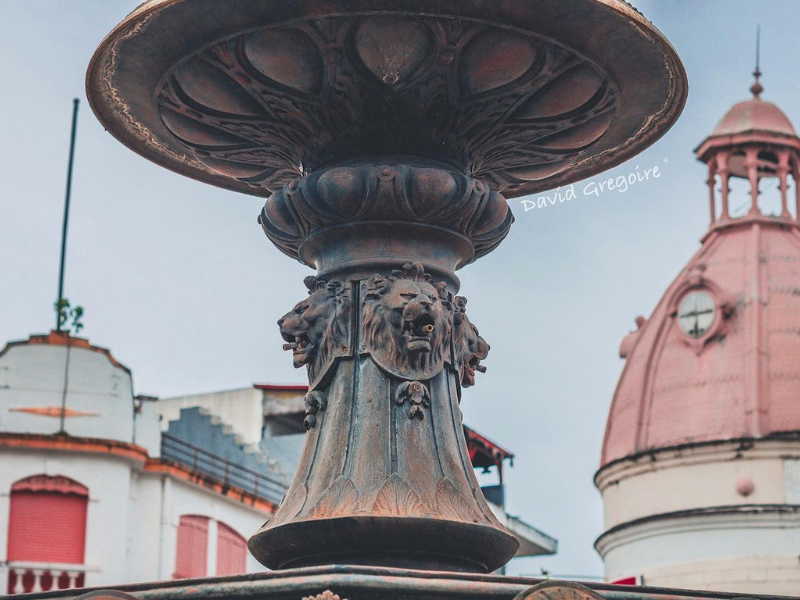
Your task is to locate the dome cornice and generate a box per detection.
[700,212,800,243]
[595,432,800,490]
[695,130,800,163]
[595,503,800,556]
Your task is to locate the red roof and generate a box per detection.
[253,383,309,391]
[601,217,800,468]
[712,98,795,137]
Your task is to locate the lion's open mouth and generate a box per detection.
[403,313,435,352]
[462,354,487,386]
[281,331,315,364]
[468,355,486,373]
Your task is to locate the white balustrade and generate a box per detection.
[5,562,88,595]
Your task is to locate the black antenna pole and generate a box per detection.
[751,25,763,99]
[756,24,761,72]
[56,98,80,331]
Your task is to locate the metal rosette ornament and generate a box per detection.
[87,0,687,573]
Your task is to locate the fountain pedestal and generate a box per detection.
[87,0,686,573]
[250,159,516,571]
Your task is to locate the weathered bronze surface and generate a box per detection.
[27,566,796,600]
[87,0,687,573]
[251,259,515,572]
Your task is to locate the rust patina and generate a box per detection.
[86,0,686,574]
[23,566,800,600]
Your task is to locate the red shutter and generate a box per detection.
[174,515,209,579]
[7,476,88,564]
[215,522,247,576]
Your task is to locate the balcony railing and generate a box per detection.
[160,433,288,505]
[5,562,87,595]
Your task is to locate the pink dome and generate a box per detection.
[601,220,800,467]
[712,98,795,137]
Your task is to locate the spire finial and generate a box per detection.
[751,24,763,99]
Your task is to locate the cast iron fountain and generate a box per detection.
[87,0,686,576]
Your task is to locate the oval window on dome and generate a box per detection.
[678,291,716,338]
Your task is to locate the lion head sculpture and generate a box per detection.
[278,276,351,385]
[362,262,452,380]
[452,296,489,388]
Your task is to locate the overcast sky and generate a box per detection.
[2,0,799,580]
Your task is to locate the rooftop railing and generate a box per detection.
[160,433,287,505]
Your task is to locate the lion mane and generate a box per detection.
[279,276,351,385]
[452,296,489,387]
[362,262,452,379]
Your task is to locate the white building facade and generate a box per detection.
[0,332,275,595]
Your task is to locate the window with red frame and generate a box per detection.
[174,515,210,579]
[6,475,88,594]
[215,522,247,576]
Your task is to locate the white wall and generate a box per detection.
[0,343,137,443]
[598,440,800,529]
[0,448,134,587]
[125,472,267,581]
[0,447,271,589]
[125,472,164,582]
[597,440,800,594]
[160,476,265,577]
[0,339,270,588]
[133,398,162,458]
[598,510,800,594]
[786,458,800,503]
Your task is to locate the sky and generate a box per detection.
[2,0,800,580]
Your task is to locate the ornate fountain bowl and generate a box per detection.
[86,0,686,200]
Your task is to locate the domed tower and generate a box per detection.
[595,70,800,594]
